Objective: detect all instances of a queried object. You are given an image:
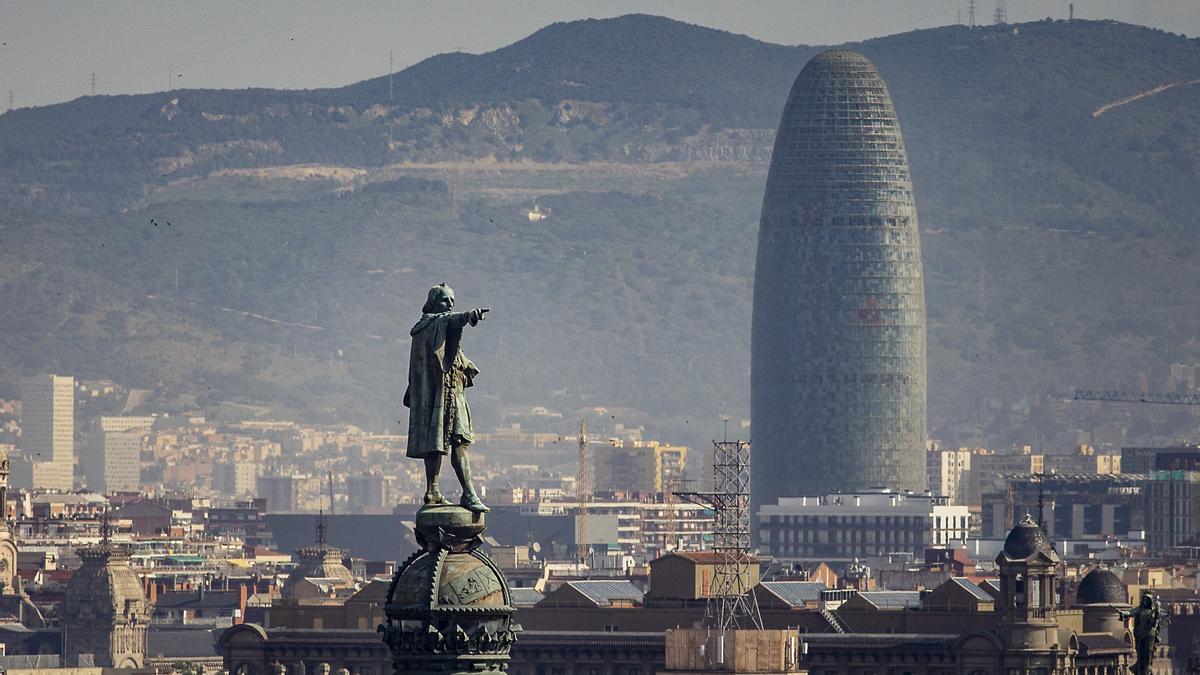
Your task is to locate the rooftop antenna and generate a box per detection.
[315,508,327,546]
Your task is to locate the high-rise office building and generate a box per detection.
[752,50,927,516]
[257,474,302,512]
[18,374,75,491]
[83,416,153,494]
[347,473,391,513]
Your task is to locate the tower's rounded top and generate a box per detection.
[1002,514,1057,560]
[806,49,877,69]
[1076,568,1128,606]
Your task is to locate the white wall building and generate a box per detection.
[758,488,971,560]
[17,374,75,491]
[83,416,153,494]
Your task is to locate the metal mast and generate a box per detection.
[577,419,590,565]
[676,439,763,630]
[993,0,1007,24]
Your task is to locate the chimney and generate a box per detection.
[239,583,248,624]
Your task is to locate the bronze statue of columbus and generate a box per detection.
[403,284,490,513]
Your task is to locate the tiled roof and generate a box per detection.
[949,577,994,602]
[147,626,223,658]
[758,581,826,607]
[856,590,922,609]
[509,587,544,607]
[565,580,643,606]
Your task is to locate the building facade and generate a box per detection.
[980,473,1145,541]
[751,49,927,518]
[593,442,687,494]
[18,374,74,491]
[83,416,152,494]
[758,489,969,559]
[61,543,152,668]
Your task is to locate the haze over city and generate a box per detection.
[0,3,1198,675]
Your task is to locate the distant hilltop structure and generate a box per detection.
[751,50,928,515]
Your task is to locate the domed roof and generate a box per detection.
[63,547,151,621]
[1002,514,1057,560]
[388,549,509,613]
[1076,568,1128,606]
[283,546,355,598]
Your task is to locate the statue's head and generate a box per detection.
[422,284,455,313]
[1142,594,1154,608]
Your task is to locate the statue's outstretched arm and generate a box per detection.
[449,308,490,328]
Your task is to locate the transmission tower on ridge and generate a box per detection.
[675,437,763,630]
[577,419,590,566]
[993,0,1008,25]
[967,0,977,27]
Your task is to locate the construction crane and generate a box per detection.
[1073,389,1200,405]
[577,419,590,566]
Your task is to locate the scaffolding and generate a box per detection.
[676,439,763,630]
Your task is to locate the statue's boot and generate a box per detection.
[423,488,450,506]
[460,491,490,513]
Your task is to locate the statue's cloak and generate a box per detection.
[404,310,481,458]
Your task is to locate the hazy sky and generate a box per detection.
[2,0,1198,109]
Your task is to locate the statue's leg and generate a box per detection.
[452,441,489,513]
[423,456,448,505]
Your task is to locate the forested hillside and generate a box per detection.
[2,15,1199,451]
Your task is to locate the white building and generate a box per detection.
[83,416,153,494]
[17,374,75,491]
[927,447,973,505]
[214,462,260,497]
[758,488,971,560]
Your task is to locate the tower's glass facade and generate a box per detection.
[752,50,927,515]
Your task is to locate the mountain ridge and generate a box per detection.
[1,15,1199,452]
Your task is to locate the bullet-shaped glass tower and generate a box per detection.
[751,50,927,515]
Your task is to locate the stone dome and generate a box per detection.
[283,545,355,598]
[1002,514,1057,560]
[388,548,509,612]
[1076,568,1128,606]
[63,547,151,621]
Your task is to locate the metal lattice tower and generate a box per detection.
[967,0,977,27]
[676,439,763,630]
[993,0,1008,25]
